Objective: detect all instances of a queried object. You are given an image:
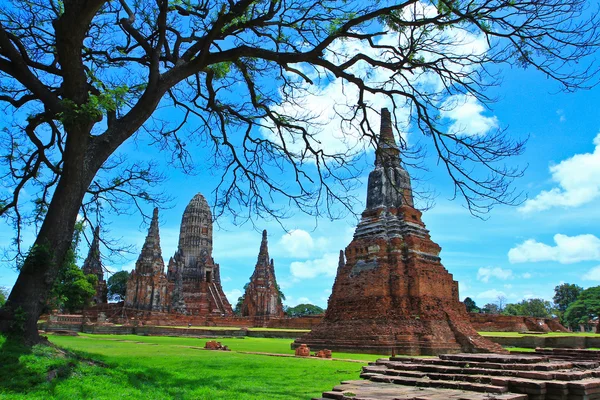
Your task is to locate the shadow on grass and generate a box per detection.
[0,336,80,395]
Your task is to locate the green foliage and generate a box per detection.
[234,283,249,316]
[563,286,600,330]
[285,303,324,317]
[276,283,285,302]
[554,283,583,313]
[0,286,8,307]
[463,297,480,313]
[107,271,130,301]
[481,303,500,314]
[207,62,231,79]
[51,263,97,313]
[502,298,555,318]
[49,222,96,313]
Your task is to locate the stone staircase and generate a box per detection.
[314,353,600,400]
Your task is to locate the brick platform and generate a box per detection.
[315,353,600,400]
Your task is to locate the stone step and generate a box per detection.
[328,380,528,400]
[440,353,548,364]
[407,357,575,371]
[367,372,510,393]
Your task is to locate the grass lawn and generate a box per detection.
[0,334,385,399]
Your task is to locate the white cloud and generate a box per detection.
[522,272,532,279]
[508,234,600,264]
[557,109,566,123]
[476,289,506,300]
[477,267,513,283]
[289,252,339,279]
[583,265,600,281]
[259,4,492,158]
[520,133,600,213]
[224,289,243,304]
[441,94,499,136]
[279,229,315,258]
[504,284,513,289]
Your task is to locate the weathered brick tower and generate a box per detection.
[241,230,284,319]
[82,226,107,304]
[167,193,233,316]
[125,208,169,311]
[293,108,504,355]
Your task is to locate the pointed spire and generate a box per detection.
[257,229,269,265]
[143,208,161,250]
[337,250,345,272]
[375,108,400,167]
[83,226,103,281]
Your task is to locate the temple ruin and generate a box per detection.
[125,208,169,311]
[240,230,284,319]
[125,193,233,316]
[82,226,107,304]
[293,108,504,355]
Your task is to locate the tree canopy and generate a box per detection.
[107,271,129,301]
[554,283,583,313]
[463,297,480,313]
[285,303,324,317]
[563,286,600,330]
[1,0,599,343]
[502,298,555,318]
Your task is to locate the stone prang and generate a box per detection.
[241,230,284,319]
[293,108,504,355]
[166,193,233,315]
[125,208,169,311]
[82,226,107,304]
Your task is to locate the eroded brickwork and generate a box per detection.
[241,230,284,318]
[82,226,107,304]
[166,193,233,315]
[125,194,233,316]
[125,208,169,311]
[293,108,504,355]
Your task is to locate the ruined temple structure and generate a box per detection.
[124,194,233,316]
[82,226,107,304]
[293,108,504,355]
[166,193,233,316]
[125,208,169,311]
[240,230,284,319]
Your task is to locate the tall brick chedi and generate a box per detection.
[82,226,107,304]
[294,108,504,355]
[241,230,284,318]
[125,208,169,311]
[167,193,233,315]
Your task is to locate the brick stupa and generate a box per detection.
[82,226,107,304]
[241,230,284,319]
[293,108,504,355]
[125,208,169,311]
[166,193,233,315]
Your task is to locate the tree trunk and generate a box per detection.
[0,140,94,343]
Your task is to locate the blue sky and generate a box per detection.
[2,13,600,311]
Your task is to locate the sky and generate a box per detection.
[2,6,600,311]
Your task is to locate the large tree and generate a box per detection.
[502,298,555,318]
[563,286,600,330]
[0,0,598,343]
[107,271,130,301]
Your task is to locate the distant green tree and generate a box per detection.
[48,221,97,313]
[464,297,480,313]
[107,271,130,301]
[51,263,97,313]
[0,287,8,307]
[234,283,249,316]
[482,303,501,314]
[563,286,600,330]
[502,298,554,318]
[285,304,324,317]
[554,283,583,324]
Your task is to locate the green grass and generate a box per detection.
[1,334,383,399]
